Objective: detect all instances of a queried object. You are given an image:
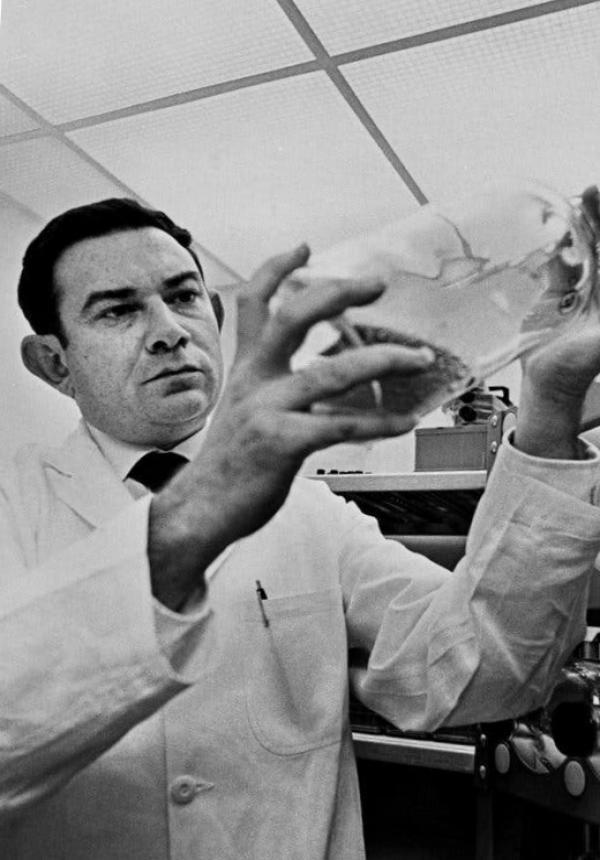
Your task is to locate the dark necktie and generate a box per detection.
[127,451,188,492]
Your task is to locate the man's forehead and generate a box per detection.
[54,227,196,293]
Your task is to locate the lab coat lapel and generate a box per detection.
[42,423,133,528]
[42,422,237,576]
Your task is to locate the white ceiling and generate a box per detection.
[1,0,599,287]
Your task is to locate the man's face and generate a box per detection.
[53,227,224,448]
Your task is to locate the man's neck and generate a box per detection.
[86,422,207,482]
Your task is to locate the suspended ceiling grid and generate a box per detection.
[0,0,599,287]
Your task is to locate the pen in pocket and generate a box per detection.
[255,580,269,628]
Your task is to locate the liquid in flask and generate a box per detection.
[280,181,600,418]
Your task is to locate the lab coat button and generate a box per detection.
[170,775,199,805]
[564,760,586,797]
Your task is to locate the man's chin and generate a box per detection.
[150,393,213,429]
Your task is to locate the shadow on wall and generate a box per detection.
[0,198,81,456]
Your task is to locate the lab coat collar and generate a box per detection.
[39,423,235,581]
[40,422,138,528]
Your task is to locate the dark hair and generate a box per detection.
[17,197,217,342]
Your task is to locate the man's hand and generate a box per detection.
[515,320,600,459]
[515,187,600,459]
[148,244,434,608]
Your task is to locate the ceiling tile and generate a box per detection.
[0,137,128,220]
[343,4,600,203]
[0,91,38,136]
[296,0,546,54]
[69,73,419,277]
[0,0,312,124]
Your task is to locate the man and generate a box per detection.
[1,197,600,859]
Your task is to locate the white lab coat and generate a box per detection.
[2,422,600,859]
[0,424,212,820]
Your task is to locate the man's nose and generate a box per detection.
[145,302,190,354]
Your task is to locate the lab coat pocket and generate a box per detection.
[240,587,347,755]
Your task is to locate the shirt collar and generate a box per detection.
[87,422,207,482]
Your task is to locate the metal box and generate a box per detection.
[414,408,517,472]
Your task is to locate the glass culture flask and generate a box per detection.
[281,181,600,418]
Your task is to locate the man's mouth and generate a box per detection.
[147,365,202,382]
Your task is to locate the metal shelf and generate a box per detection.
[353,732,475,774]
[310,470,487,493]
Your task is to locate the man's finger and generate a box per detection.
[249,244,311,303]
[278,344,435,409]
[256,278,386,366]
[276,410,421,453]
[235,244,311,355]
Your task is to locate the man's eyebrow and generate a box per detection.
[80,272,203,314]
[81,288,137,314]
[163,270,204,289]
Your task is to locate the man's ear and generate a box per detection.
[20,334,75,398]
[209,291,224,331]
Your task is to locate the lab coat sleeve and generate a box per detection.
[0,495,213,820]
[341,435,600,730]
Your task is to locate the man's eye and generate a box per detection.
[170,290,202,306]
[100,304,137,320]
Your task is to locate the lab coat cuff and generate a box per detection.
[0,497,209,693]
[497,428,600,505]
[153,596,213,682]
